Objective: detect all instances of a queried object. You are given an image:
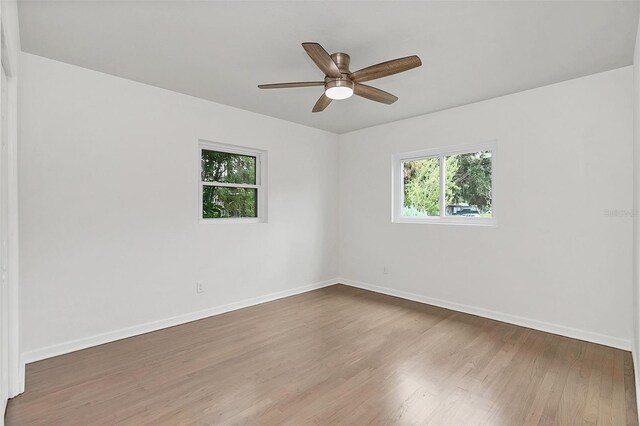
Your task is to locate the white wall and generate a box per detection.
[18,53,339,358]
[18,50,635,365]
[339,67,634,349]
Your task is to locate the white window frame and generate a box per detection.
[392,140,497,226]
[199,140,267,224]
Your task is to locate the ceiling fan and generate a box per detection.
[258,42,422,113]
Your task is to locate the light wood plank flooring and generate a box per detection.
[6,284,638,425]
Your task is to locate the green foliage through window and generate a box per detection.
[402,150,492,218]
[201,150,256,184]
[403,157,440,216]
[201,148,260,219]
[445,151,492,216]
[202,186,257,218]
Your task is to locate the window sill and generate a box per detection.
[393,217,497,226]
[199,218,266,225]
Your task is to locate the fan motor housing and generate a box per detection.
[325,78,354,92]
[326,52,354,91]
[330,52,352,74]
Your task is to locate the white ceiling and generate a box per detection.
[18,1,640,134]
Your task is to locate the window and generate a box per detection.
[200,141,267,222]
[392,142,495,225]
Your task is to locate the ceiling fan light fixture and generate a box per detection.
[325,79,354,100]
[258,43,421,112]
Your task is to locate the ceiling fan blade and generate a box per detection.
[350,55,422,83]
[258,82,324,89]
[302,42,342,78]
[312,93,332,113]
[354,83,398,105]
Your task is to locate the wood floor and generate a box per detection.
[6,285,638,425]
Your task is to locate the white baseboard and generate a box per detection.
[18,359,24,394]
[339,278,632,351]
[21,277,632,369]
[2,396,6,425]
[22,278,339,364]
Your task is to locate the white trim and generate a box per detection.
[392,140,497,226]
[17,357,22,395]
[339,278,632,351]
[201,182,259,189]
[198,217,263,225]
[0,12,19,401]
[7,66,18,397]
[0,63,8,414]
[5,61,18,400]
[20,278,632,370]
[438,155,445,216]
[393,216,498,227]
[634,343,640,421]
[22,278,339,364]
[198,139,267,223]
[198,140,262,158]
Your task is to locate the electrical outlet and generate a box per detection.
[383,266,389,275]
[196,282,204,294]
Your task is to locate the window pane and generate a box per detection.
[444,151,492,217]
[403,157,440,217]
[202,186,257,218]
[201,150,256,184]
